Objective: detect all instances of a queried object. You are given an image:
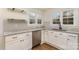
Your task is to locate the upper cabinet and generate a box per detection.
[63,10,73,24]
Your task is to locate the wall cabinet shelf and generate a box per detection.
[7,8,26,14]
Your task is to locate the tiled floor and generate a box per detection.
[32,43,59,50]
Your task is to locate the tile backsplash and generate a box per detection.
[4,20,28,32]
[3,19,43,32]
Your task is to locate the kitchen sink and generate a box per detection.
[52,29,67,31]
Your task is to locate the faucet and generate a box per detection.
[59,23,62,30]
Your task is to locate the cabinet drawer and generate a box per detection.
[25,32,32,38]
[5,35,17,42]
[5,43,19,50]
[68,34,78,37]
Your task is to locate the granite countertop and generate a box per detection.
[3,27,79,36]
[44,29,79,34]
[4,28,43,36]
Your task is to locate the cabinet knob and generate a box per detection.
[59,33,62,35]
[55,36,58,37]
[20,39,24,42]
[26,34,29,36]
[67,39,70,40]
[12,37,17,39]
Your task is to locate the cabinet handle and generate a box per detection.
[69,35,76,37]
[20,40,24,42]
[12,37,17,39]
[55,36,58,37]
[59,33,62,35]
[67,39,70,40]
[26,34,29,36]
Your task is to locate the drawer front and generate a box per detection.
[24,32,32,39]
[5,43,19,50]
[5,35,18,43]
[24,38,32,50]
[67,33,78,38]
[67,34,78,45]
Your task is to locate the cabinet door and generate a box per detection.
[49,31,57,44]
[67,34,78,50]
[44,30,50,42]
[17,33,26,50]
[49,31,67,49]
[56,32,67,49]
[41,30,45,43]
[17,32,32,50]
[24,32,32,50]
[5,35,19,50]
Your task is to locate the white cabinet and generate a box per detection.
[41,30,50,43]
[49,31,58,45]
[5,35,19,50]
[66,33,78,50]
[0,36,4,50]
[44,30,50,42]
[17,32,32,50]
[48,31,67,49]
[41,30,44,43]
[5,32,32,50]
[42,30,78,50]
[20,32,32,50]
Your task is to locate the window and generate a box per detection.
[37,19,42,24]
[53,19,60,24]
[29,13,36,24]
[63,10,73,24]
[52,12,60,24]
[29,19,35,24]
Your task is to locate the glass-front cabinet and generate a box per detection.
[63,10,73,24]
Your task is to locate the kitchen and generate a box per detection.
[0,8,79,50]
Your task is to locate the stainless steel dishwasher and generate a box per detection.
[32,30,41,47]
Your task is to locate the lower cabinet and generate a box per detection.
[67,33,78,50]
[41,30,49,43]
[42,30,78,50]
[5,32,32,50]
